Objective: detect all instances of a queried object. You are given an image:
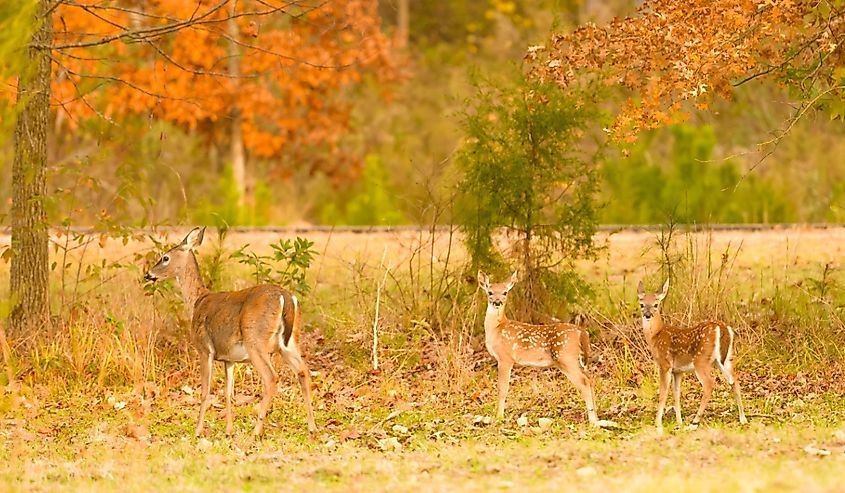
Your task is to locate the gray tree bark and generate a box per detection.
[9,0,53,336]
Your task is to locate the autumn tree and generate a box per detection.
[528,0,845,141]
[4,0,396,336]
[51,0,397,206]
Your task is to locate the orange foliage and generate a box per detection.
[528,0,845,140]
[51,0,399,178]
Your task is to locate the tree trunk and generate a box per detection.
[9,0,53,337]
[228,2,246,210]
[396,0,409,48]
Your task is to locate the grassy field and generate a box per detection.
[1,226,845,491]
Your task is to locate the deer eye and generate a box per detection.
[162,255,170,263]
[639,303,644,308]
[487,291,493,296]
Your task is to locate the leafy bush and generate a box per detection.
[231,237,317,294]
[456,68,600,318]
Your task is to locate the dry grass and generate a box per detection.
[1,226,845,491]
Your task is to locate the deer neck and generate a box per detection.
[175,253,209,319]
[484,304,507,337]
[642,310,665,344]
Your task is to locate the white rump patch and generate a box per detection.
[278,295,290,350]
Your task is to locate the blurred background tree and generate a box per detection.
[3,0,845,331]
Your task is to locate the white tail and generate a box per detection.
[637,279,747,433]
[478,271,600,425]
[145,227,317,436]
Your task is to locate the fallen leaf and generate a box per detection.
[124,424,150,441]
[516,416,529,427]
[537,418,553,431]
[576,466,597,477]
[391,424,409,434]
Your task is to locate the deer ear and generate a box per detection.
[477,270,489,289]
[180,227,206,250]
[637,280,645,299]
[505,271,518,291]
[657,278,670,301]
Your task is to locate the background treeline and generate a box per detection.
[1,0,843,228]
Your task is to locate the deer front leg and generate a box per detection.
[224,361,235,436]
[672,371,683,427]
[655,367,672,434]
[496,360,513,419]
[195,352,214,437]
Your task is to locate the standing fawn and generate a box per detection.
[637,279,747,433]
[478,271,601,425]
[144,227,317,436]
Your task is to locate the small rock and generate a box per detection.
[576,466,597,477]
[537,418,553,431]
[391,424,409,434]
[803,443,831,457]
[516,416,529,427]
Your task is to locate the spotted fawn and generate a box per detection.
[478,271,600,425]
[638,279,747,433]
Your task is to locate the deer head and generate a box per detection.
[637,278,669,325]
[144,227,206,283]
[478,270,518,310]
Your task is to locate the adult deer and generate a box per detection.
[478,271,603,426]
[144,227,317,436]
[637,279,747,433]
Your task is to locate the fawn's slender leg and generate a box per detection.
[732,378,748,424]
[655,367,672,433]
[692,366,715,425]
[560,361,599,425]
[195,352,214,437]
[224,361,236,435]
[280,345,317,433]
[718,358,748,424]
[496,360,513,419]
[672,371,683,427]
[247,349,278,436]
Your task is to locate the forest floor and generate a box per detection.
[1,226,845,491]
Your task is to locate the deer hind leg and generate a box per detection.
[691,365,715,425]
[247,349,278,437]
[224,361,236,435]
[672,371,683,427]
[655,367,672,433]
[717,328,747,424]
[496,360,513,419]
[195,352,214,437]
[718,359,747,424]
[280,343,317,433]
[559,360,598,425]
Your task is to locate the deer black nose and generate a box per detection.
[492,300,503,307]
[144,272,157,282]
[643,313,652,319]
